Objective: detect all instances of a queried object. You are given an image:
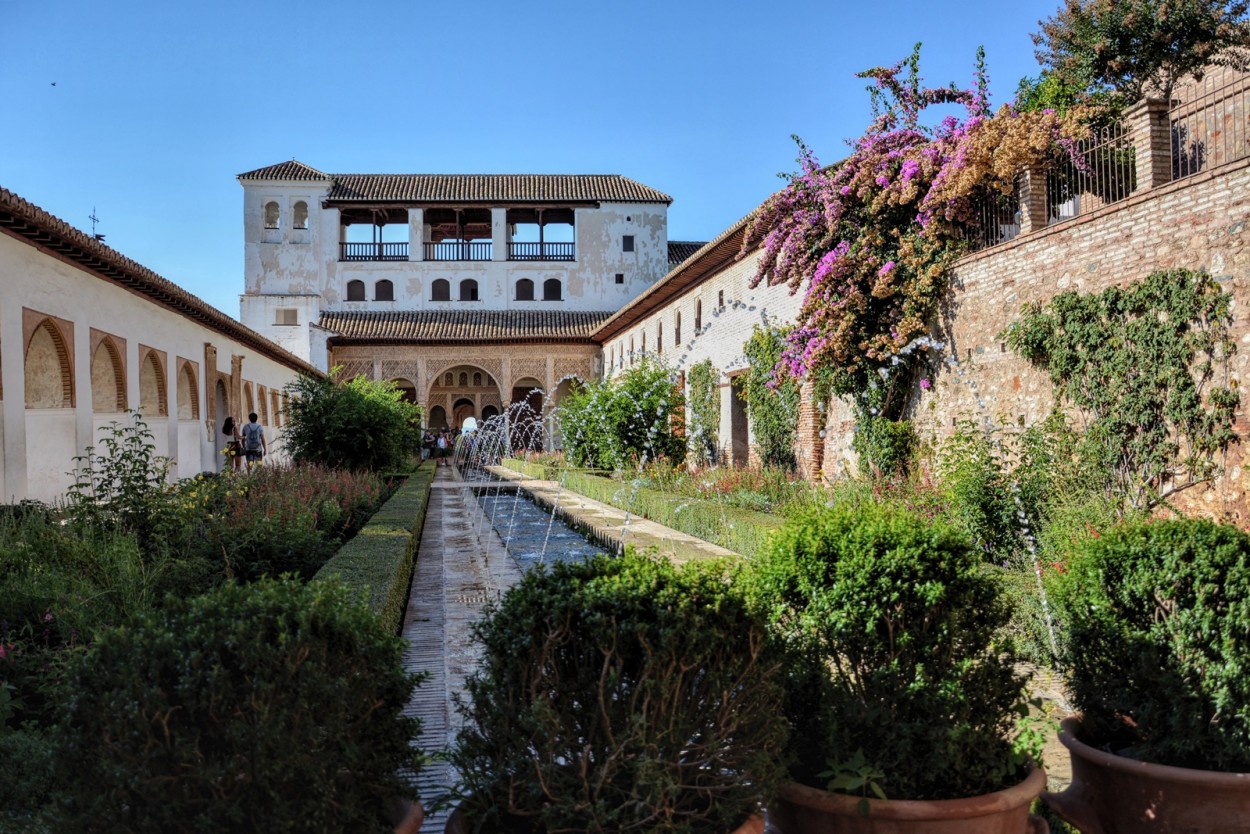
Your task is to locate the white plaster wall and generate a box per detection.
[239,293,322,361]
[1,232,302,503]
[603,249,806,462]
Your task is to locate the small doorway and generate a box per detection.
[729,375,748,467]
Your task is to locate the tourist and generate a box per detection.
[222,415,244,473]
[421,430,434,461]
[436,429,448,467]
[241,412,266,468]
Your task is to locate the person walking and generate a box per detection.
[241,412,267,469]
[436,429,448,467]
[222,415,244,473]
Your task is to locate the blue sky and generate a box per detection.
[2,0,1061,317]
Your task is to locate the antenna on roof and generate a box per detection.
[88,207,106,242]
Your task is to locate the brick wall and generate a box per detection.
[820,156,1250,518]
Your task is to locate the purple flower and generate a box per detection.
[919,378,931,390]
[878,261,896,277]
[875,174,890,187]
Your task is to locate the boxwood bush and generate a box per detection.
[314,461,435,633]
[744,501,1030,801]
[1052,517,1250,771]
[55,578,423,833]
[449,552,788,833]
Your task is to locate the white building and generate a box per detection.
[0,187,316,503]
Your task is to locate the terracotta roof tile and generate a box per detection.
[668,240,707,266]
[324,174,671,204]
[237,160,331,181]
[0,187,319,376]
[319,309,615,344]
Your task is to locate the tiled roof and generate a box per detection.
[0,187,319,376]
[668,240,707,267]
[237,160,331,181]
[326,174,672,204]
[319,309,615,344]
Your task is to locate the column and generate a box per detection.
[491,207,507,262]
[1017,166,1049,236]
[409,208,424,262]
[1128,98,1172,193]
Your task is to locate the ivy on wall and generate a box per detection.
[742,326,800,471]
[1003,268,1240,510]
[687,360,721,467]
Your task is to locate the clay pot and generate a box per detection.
[1042,716,1250,834]
[388,797,425,834]
[769,767,1048,833]
[444,807,764,833]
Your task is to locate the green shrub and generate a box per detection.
[742,325,799,471]
[559,358,686,471]
[283,370,422,472]
[56,578,423,833]
[0,724,59,832]
[687,359,721,466]
[315,461,436,633]
[745,501,1030,801]
[1052,517,1250,771]
[449,553,788,833]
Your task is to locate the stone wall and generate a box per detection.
[820,156,1250,519]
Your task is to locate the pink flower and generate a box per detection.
[878,261,896,277]
[919,378,931,390]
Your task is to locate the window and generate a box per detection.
[459,372,468,386]
[444,372,453,385]
[275,308,298,326]
[460,279,479,302]
[695,299,702,332]
[542,278,562,301]
[293,201,309,229]
[622,235,634,253]
[515,278,534,301]
[675,312,682,346]
[432,279,451,301]
[264,201,280,229]
[657,321,663,355]
[629,337,635,365]
[641,331,646,354]
[473,372,482,386]
[375,280,394,301]
[346,280,366,301]
[615,273,624,284]
[718,289,725,307]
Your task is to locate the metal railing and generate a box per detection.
[423,241,492,261]
[339,242,408,261]
[1047,121,1136,224]
[507,242,576,261]
[1170,70,1250,180]
[966,189,1021,252]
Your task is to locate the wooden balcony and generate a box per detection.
[339,242,408,261]
[508,242,575,261]
[424,242,492,261]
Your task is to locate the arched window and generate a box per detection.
[515,278,534,301]
[675,311,682,346]
[91,337,126,413]
[271,390,281,426]
[486,375,495,386]
[139,350,167,417]
[258,385,269,424]
[293,201,309,229]
[346,280,366,301]
[177,361,199,420]
[264,201,280,229]
[375,279,394,301]
[657,321,663,355]
[444,372,453,386]
[473,372,482,386]
[609,346,614,370]
[432,279,451,301]
[460,279,479,302]
[459,372,469,387]
[641,331,646,354]
[25,318,73,408]
[695,299,703,332]
[542,278,562,301]
[629,337,635,366]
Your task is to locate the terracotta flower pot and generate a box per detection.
[388,797,425,834]
[444,806,764,833]
[1042,716,1250,834]
[769,766,1048,833]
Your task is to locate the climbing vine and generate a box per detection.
[687,359,721,467]
[742,44,1085,474]
[742,326,800,471]
[1003,268,1240,510]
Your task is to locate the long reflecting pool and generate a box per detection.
[475,487,608,571]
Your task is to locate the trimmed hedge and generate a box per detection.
[503,459,783,558]
[314,461,436,633]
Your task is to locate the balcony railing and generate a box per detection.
[424,242,492,261]
[507,242,576,261]
[340,242,408,261]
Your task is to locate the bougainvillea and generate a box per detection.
[744,45,1084,415]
